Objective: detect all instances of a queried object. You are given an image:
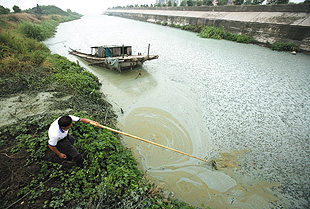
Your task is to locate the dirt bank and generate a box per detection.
[0,92,73,127]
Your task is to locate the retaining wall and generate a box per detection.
[105,4,310,52]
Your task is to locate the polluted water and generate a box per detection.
[43,15,310,208]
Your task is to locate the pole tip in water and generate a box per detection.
[211,160,218,170]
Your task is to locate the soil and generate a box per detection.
[0,133,75,208]
[0,92,72,127]
[0,92,76,208]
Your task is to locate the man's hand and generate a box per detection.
[80,118,101,127]
[48,145,67,159]
[59,153,67,159]
[91,121,101,127]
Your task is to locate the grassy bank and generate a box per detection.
[0,7,195,209]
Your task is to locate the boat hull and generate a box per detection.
[69,49,158,72]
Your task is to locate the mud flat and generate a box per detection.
[0,93,73,127]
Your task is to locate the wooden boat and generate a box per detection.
[69,45,158,72]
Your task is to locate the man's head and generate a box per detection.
[58,116,72,131]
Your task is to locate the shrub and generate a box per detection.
[225,32,237,42]
[199,26,225,39]
[19,21,46,41]
[236,34,255,44]
[271,41,300,52]
[0,31,27,55]
[181,24,203,32]
[18,20,56,41]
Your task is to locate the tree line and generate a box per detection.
[0,5,21,14]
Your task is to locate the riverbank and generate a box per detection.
[0,11,195,208]
[106,4,310,53]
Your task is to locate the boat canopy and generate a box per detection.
[91,45,132,58]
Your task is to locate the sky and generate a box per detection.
[0,0,305,15]
[0,0,156,15]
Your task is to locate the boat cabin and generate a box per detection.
[91,45,132,58]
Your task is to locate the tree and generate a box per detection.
[197,0,203,5]
[13,5,21,13]
[234,0,244,4]
[36,4,41,15]
[217,0,229,5]
[187,0,194,6]
[252,0,265,4]
[277,0,289,3]
[267,0,289,4]
[0,5,10,14]
[167,0,172,6]
[180,0,187,6]
[205,0,214,5]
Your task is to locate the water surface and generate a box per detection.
[44,15,310,208]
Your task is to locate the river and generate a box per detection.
[44,15,310,208]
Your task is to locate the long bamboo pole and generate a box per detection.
[90,122,212,164]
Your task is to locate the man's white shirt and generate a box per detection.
[48,115,80,147]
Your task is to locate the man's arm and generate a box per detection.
[80,118,100,126]
[48,145,67,159]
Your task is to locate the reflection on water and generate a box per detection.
[44,15,310,208]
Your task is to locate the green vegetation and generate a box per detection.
[199,26,256,44]
[25,5,81,17]
[269,41,300,52]
[160,23,256,45]
[18,20,58,41]
[159,21,299,52]
[0,5,195,209]
[181,24,203,32]
[0,5,10,14]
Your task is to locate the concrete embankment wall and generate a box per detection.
[105,4,310,52]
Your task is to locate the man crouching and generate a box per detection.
[48,115,100,167]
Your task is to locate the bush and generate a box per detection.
[18,20,56,41]
[0,31,27,55]
[235,34,256,44]
[225,32,237,41]
[181,24,203,33]
[271,41,300,52]
[199,26,225,39]
[19,21,46,41]
[198,25,256,44]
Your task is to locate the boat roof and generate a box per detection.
[91,45,131,48]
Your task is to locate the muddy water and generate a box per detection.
[44,15,310,208]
